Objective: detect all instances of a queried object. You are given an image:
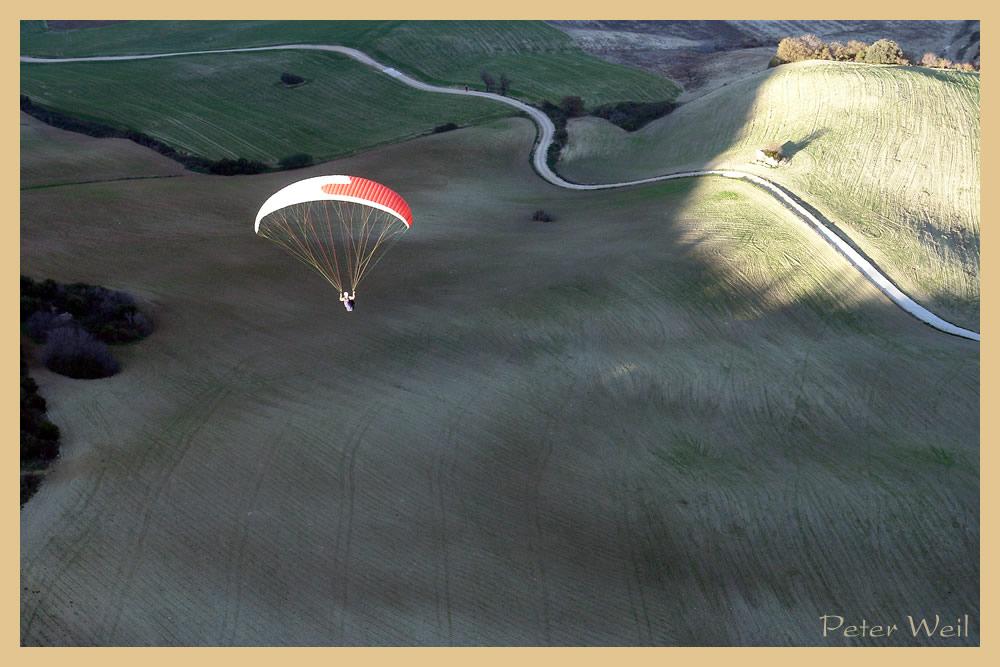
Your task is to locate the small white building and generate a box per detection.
[755,149,785,168]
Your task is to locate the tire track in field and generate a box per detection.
[20,44,979,342]
[219,414,294,645]
[331,403,382,644]
[430,413,457,644]
[615,474,654,645]
[21,393,131,642]
[427,378,491,644]
[522,412,554,644]
[101,361,250,642]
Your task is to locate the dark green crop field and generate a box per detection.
[21,20,680,106]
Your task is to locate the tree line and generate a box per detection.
[20,95,296,175]
[21,348,59,506]
[539,95,677,169]
[772,35,979,71]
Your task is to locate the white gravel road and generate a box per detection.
[21,44,980,341]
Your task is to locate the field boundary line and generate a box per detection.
[20,45,980,341]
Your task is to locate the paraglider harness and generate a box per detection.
[340,291,355,312]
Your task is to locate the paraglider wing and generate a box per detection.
[254,175,412,296]
[254,175,412,233]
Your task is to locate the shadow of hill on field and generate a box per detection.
[556,57,980,333]
[18,44,980,648]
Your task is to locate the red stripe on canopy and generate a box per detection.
[321,177,413,227]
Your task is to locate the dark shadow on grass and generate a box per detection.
[781,128,828,159]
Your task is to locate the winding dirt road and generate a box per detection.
[21,44,980,341]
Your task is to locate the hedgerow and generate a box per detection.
[21,347,61,506]
[22,95,269,174]
[772,35,979,71]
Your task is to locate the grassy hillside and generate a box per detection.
[558,60,980,331]
[21,115,978,646]
[20,20,680,106]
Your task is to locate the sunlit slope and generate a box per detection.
[19,51,514,165]
[560,61,980,330]
[21,117,977,646]
[20,20,679,106]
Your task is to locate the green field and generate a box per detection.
[20,20,680,106]
[20,51,517,165]
[21,112,978,646]
[559,60,980,331]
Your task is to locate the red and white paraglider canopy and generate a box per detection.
[254,175,413,233]
[254,174,413,297]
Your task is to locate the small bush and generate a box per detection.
[559,95,586,117]
[762,142,783,158]
[278,153,314,169]
[776,34,824,62]
[532,209,554,222]
[433,122,459,134]
[37,420,61,442]
[26,310,73,342]
[767,55,784,68]
[21,432,59,465]
[21,295,43,319]
[21,474,42,507]
[208,157,268,175]
[97,310,151,343]
[280,72,305,86]
[865,39,902,65]
[591,100,676,132]
[41,326,120,379]
[21,375,38,395]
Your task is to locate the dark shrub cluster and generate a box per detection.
[26,310,74,342]
[22,276,153,345]
[21,347,62,506]
[532,209,554,222]
[208,157,268,175]
[22,276,153,379]
[590,100,677,132]
[41,326,120,379]
[278,153,314,169]
[280,72,305,86]
[433,122,459,134]
[539,98,577,169]
[21,358,61,466]
[559,95,586,117]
